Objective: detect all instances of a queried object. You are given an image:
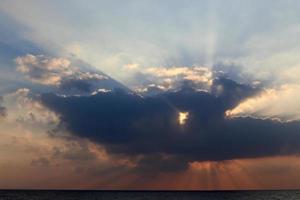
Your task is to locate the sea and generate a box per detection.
[0,190,300,200]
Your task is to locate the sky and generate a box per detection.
[1,0,300,189]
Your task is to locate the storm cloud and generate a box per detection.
[39,77,300,172]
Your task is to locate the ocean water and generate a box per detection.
[0,190,300,200]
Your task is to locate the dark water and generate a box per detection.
[1,190,300,200]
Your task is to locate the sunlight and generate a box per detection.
[178,112,189,125]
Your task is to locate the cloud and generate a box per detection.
[16,54,72,85]
[123,63,139,71]
[15,54,108,88]
[38,77,300,173]
[0,96,6,118]
[51,139,98,162]
[14,54,132,97]
[0,87,134,188]
[2,88,59,127]
[130,66,214,94]
[59,79,92,93]
[226,84,300,121]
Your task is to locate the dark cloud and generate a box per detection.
[59,77,129,95]
[59,78,93,93]
[40,78,300,172]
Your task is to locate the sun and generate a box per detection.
[178,112,189,125]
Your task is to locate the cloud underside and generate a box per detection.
[40,78,300,172]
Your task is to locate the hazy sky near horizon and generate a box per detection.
[1,0,300,189]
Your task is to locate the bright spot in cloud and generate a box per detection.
[178,112,189,125]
